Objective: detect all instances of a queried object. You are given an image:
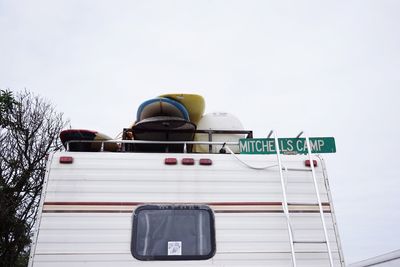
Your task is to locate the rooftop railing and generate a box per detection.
[65,129,253,154]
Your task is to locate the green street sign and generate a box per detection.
[239,137,336,154]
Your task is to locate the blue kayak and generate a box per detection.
[136,97,190,122]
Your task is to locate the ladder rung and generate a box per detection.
[293,241,327,244]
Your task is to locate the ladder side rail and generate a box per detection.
[273,131,297,267]
[305,135,334,267]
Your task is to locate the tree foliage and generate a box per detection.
[0,90,68,267]
[0,90,18,128]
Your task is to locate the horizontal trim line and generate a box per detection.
[44,213,133,215]
[42,201,331,214]
[43,210,329,214]
[44,201,280,206]
[44,201,330,206]
[35,251,339,256]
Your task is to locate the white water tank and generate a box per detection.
[193,112,245,153]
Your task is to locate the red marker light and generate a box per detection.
[199,158,212,166]
[59,156,73,164]
[164,158,177,165]
[182,158,195,165]
[305,159,318,167]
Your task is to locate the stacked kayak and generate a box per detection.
[136,97,190,122]
[60,129,118,152]
[158,94,205,124]
[59,93,247,154]
[132,94,205,152]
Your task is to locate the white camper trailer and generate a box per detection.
[28,109,345,267]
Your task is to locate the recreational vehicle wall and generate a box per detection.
[28,94,344,266]
[28,138,345,267]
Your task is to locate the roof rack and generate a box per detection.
[64,129,253,154]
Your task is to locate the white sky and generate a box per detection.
[1,0,399,264]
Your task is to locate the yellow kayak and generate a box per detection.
[159,93,205,124]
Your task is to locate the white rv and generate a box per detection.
[28,127,345,267]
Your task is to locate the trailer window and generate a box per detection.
[131,205,216,261]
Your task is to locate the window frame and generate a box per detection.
[131,204,216,261]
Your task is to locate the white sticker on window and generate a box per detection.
[168,241,182,255]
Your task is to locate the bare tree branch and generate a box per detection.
[0,90,68,266]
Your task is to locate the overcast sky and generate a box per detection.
[1,0,399,264]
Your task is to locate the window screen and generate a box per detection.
[131,205,216,261]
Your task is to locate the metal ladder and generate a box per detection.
[271,130,334,267]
